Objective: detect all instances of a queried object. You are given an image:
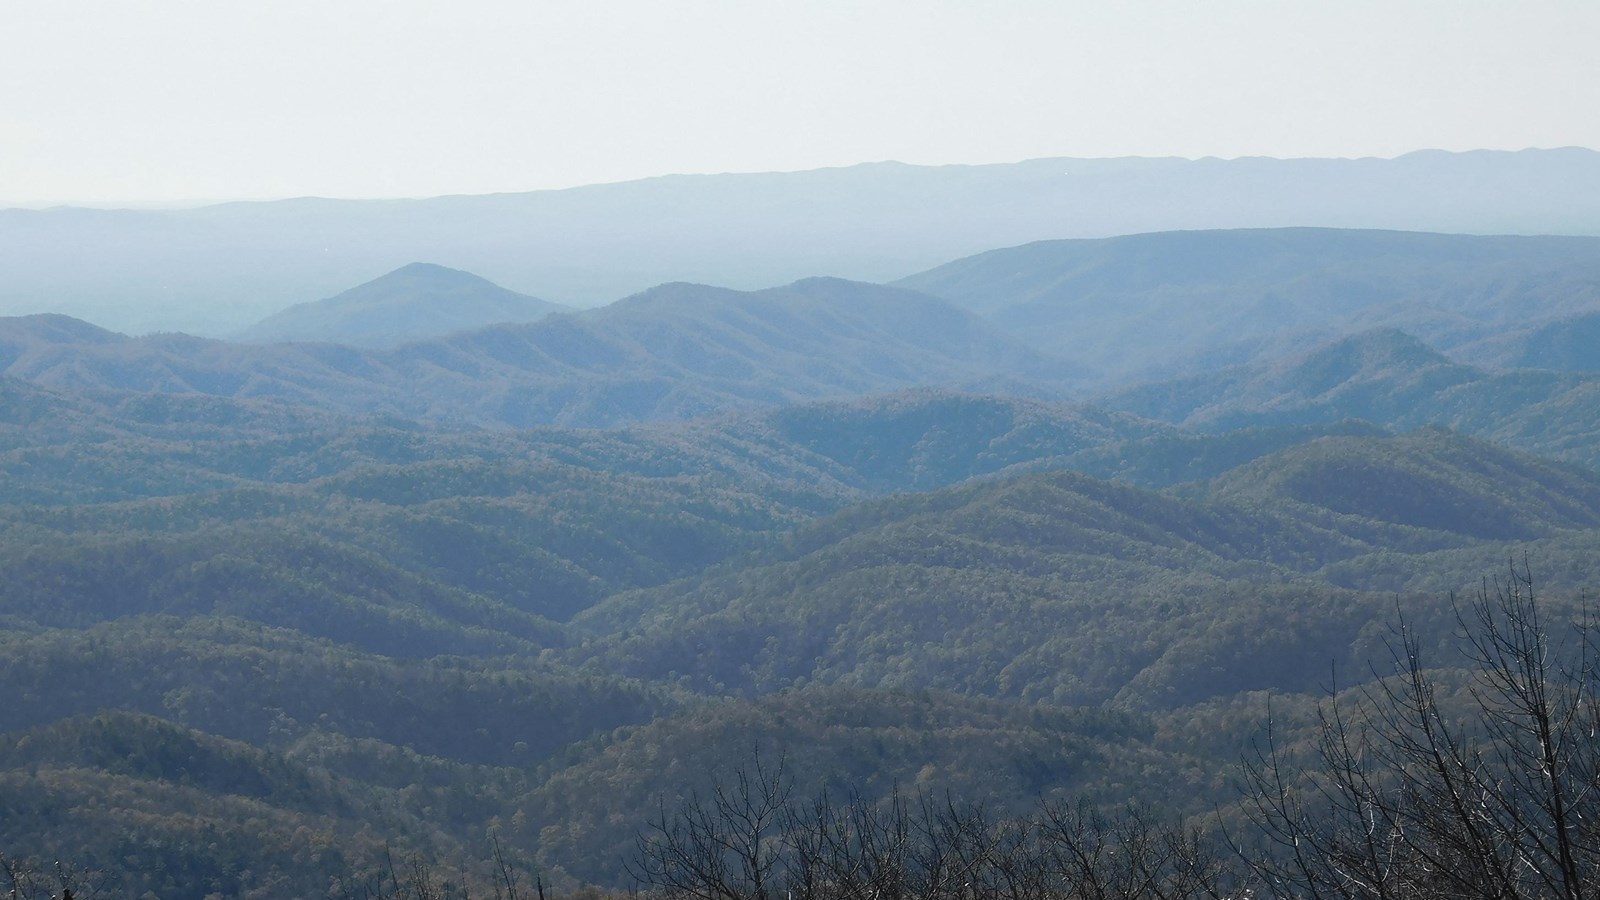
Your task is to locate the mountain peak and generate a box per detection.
[1305,326,1449,366]
[379,261,485,285]
[238,264,569,348]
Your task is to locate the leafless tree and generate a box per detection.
[1239,562,1600,899]
[1034,802,1227,900]
[633,566,1600,900]
[0,854,107,900]
[629,749,792,900]
[630,757,1226,900]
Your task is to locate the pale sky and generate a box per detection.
[3,0,1597,207]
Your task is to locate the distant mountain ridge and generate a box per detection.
[237,262,571,348]
[897,228,1600,383]
[0,279,1081,428]
[4,148,1598,334]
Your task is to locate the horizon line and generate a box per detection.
[4,146,1592,213]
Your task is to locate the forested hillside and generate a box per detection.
[7,226,1600,897]
[1105,328,1600,465]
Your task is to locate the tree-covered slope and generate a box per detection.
[0,528,565,656]
[1197,426,1600,539]
[523,686,1199,886]
[0,711,496,899]
[9,347,1600,892]
[571,431,1600,709]
[690,390,1158,494]
[0,618,676,766]
[1104,328,1600,465]
[1454,309,1600,372]
[0,390,1174,635]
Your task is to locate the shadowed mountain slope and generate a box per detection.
[0,619,675,768]
[0,618,681,894]
[0,388,1187,639]
[0,528,566,656]
[238,262,572,348]
[1108,329,1475,424]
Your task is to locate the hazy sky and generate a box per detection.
[3,0,1597,206]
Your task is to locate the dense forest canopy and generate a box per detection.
[6,225,1600,898]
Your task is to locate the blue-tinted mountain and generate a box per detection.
[0,279,1082,428]
[1198,426,1600,540]
[1107,328,1471,424]
[5,148,1599,334]
[1455,310,1600,372]
[749,390,1160,492]
[237,262,571,347]
[1102,328,1600,465]
[897,228,1600,383]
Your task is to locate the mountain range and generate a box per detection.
[7,227,1600,432]
[11,219,1600,893]
[4,148,1599,334]
[0,278,1079,428]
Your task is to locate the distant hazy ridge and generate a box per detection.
[4,148,1598,334]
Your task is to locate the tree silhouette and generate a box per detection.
[1240,562,1600,899]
